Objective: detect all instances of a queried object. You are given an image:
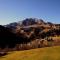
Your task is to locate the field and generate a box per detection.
[0,46,60,60]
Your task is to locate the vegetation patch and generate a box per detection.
[0,46,60,60]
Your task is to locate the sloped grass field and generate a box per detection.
[0,46,60,60]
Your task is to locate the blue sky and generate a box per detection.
[0,0,60,25]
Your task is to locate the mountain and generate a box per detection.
[2,18,60,43]
[5,18,55,29]
[5,18,49,33]
[6,18,46,26]
[0,18,60,54]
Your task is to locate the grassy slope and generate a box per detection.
[0,46,60,60]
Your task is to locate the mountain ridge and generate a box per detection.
[5,18,55,33]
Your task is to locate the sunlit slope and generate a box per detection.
[0,46,60,60]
